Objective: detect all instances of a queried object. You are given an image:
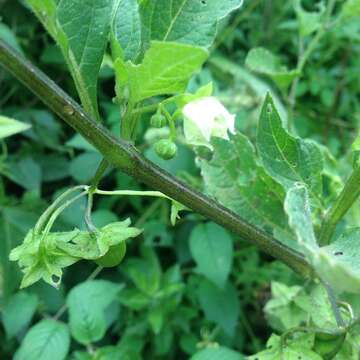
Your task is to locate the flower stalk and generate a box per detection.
[0,39,311,278]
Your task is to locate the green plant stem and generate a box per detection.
[319,166,360,245]
[34,185,89,234]
[120,101,135,140]
[95,189,169,199]
[132,95,178,116]
[0,39,312,278]
[323,281,346,328]
[89,159,109,193]
[41,190,88,247]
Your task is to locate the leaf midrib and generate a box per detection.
[162,0,188,41]
[267,110,322,204]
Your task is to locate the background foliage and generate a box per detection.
[0,0,360,359]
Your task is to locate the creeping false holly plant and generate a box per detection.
[1,0,360,358]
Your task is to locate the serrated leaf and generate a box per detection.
[66,280,123,344]
[257,94,324,207]
[9,230,79,288]
[200,134,295,247]
[2,291,38,338]
[14,320,70,360]
[196,279,240,337]
[245,48,300,89]
[112,0,142,62]
[140,0,244,48]
[57,0,114,118]
[191,346,244,360]
[248,334,321,360]
[114,41,208,103]
[189,222,233,288]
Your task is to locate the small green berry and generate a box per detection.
[150,113,167,128]
[95,242,126,268]
[154,139,177,160]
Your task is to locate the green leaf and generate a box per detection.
[196,279,240,337]
[25,0,58,39]
[14,320,70,360]
[123,246,162,296]
[112,0,142,62]
[352,134,360,167]
[264,282,309,333]
[94,346,140,360]
[0,116,30,139]
[2,291,38,338]
[38,155,70,182]
[9,229,80,288]
[0,24,24,54]
[119,289,151,310]
[57,0,114,118]
[209,56,289,122]
[248,334,322,360]
[308,285,337,329]
[257,94,323,206]
[147,306,164,334]
[174,82,213,109]
[114,41,208,103]
[245,48,300,89]
[315,228,360,294]
[191,346,245,360]
[66,280,123,345]
[284,184,318,252]
[140,0,244,48]
[200,134,295,247]
[69,152,102,183]
[4,157,42,192]
[189,222,233,288]
[294,0,324,37]
[285,185,360,293]
[341,0,360,20]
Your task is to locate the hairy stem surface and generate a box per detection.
[0,39,312,277]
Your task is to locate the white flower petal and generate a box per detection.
[182,97,236,148]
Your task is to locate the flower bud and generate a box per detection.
[150,113,167,128]
[154,139,177,160]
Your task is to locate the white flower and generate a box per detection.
[182,97,236,149]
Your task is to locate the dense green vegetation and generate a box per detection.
[1,0,360,359]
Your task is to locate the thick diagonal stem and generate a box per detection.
[319,166,360,245]
[0,39,311,277]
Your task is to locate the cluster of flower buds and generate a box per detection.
[150,107,178,160]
